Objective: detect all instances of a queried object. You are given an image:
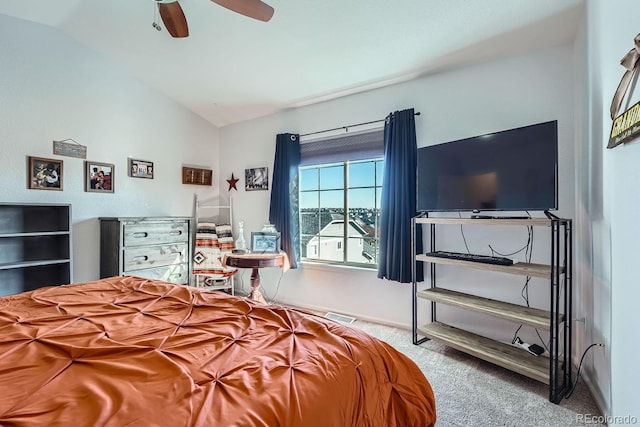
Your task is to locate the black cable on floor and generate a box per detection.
[565,343,604,399]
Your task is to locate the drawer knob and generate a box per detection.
[133,232,149,238]
[133,255,149,262]
[169,230,183,236]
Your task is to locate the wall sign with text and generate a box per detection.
[608,32,640,149]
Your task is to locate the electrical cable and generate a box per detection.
[238,269,247,294]
[565,343,604,399]
[269,269,285,304]
[459,212,551,352]
[457,212,472,253]
[492,221,550,352]
[489,225,533,257]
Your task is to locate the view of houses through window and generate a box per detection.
[299,159,383,267]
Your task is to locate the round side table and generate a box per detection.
[223,252,286,303]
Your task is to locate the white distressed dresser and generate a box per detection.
[99,217,192,285]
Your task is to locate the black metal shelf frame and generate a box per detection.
[411,212,573,404]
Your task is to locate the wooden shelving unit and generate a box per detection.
[411,214,572,403]
[0,203,72,296]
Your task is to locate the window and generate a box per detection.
[299,158,383,267]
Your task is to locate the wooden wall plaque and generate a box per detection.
[182,166,213,186]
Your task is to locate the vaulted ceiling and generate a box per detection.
[0,0,584,127]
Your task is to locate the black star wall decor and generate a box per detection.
[226,173,239,191]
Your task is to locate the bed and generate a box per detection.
[0,276,436,426]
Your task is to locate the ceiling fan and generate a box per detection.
[154,0,274,38]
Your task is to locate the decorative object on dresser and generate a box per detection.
[85,161,114,193]
[0,203,72,296]
[99,217,191,285]
[412,214,572,403]
[128,158,154,179]
[28,156,63,190]
[181,166,212,186]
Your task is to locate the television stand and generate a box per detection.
[411,214,572,403]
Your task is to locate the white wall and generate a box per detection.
[586,0,640,422]
[219,45,577,338]
[0,15,221,283]
[573,3,612,416]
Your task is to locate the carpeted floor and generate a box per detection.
[349,319,604,427]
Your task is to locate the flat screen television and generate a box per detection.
[417,120,558,212]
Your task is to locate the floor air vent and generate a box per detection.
[324,312,356,324]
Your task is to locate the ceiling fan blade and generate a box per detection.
[211,0,274,22]
[158,2,189,38]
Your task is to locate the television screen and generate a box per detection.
[417,120,558,212]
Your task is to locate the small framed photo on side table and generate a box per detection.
[250,231,281,253]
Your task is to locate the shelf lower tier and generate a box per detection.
[0,262,71,296]
[418,321,549,384]
[417,288,558,329]
[0,259,71,271]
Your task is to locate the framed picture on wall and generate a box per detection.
[245,167,268,191]
[85,161,114,193]
[28,156,63,191]
[129,158,154,179]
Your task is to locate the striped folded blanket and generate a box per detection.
[193,222,237,278]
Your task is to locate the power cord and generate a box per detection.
[269,269,285,304]
[565,343,605,399]
[457,212,472,253]
[238,269,247,294]
[460,212,551,352]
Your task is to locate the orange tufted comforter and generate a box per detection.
[0,276,436,426]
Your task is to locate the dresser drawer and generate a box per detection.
[127,263,189,285]
[123,221,188,247]
[123,243,187,271]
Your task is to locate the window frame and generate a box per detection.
[298,158,383,269]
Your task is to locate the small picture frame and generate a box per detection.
[251,231,281,253]
[28,156,63,191]
[245,167,269,191]
[129,158,154,179]
[182,166,212,186]
[85,161,114,193]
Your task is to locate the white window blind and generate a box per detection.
[300,129,384,166]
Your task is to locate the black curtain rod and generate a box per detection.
[300,111,421,138]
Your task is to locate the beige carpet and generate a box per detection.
[349,319,604,427]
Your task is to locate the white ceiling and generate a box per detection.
[0,0,584,128]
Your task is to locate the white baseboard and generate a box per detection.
[277,299,410,331]
[580,369,610,419]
